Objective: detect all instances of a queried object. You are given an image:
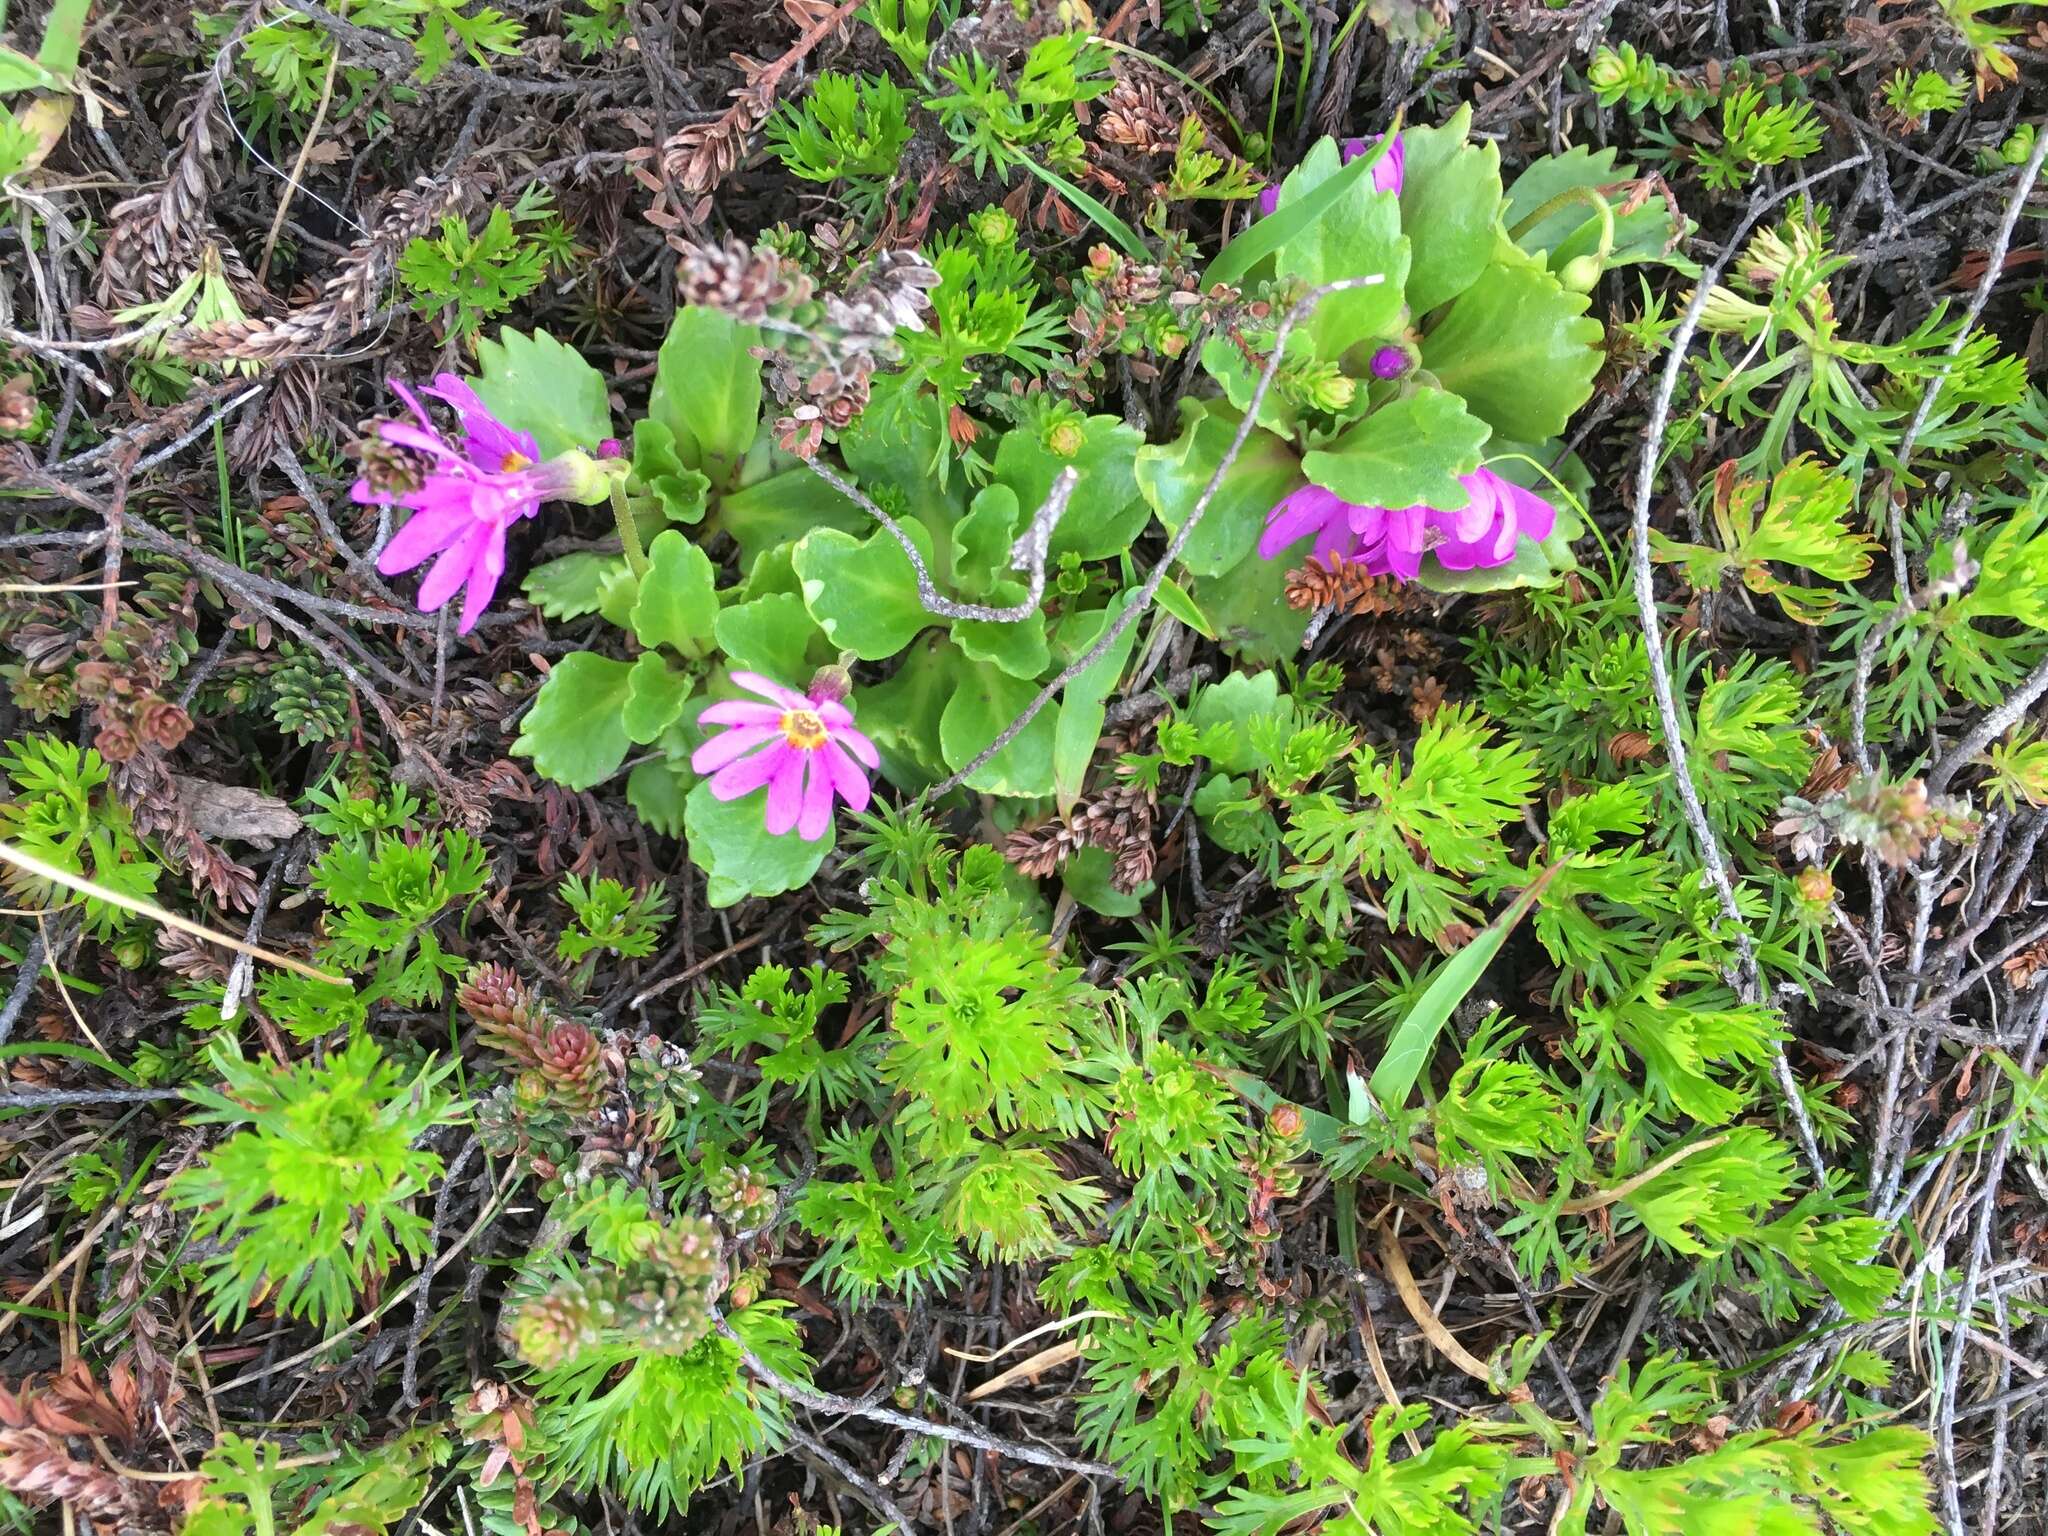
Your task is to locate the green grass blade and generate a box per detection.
[1368,860,1569,1108]
[1012,155,1150,262]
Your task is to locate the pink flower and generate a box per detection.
[352,374,604,634]
[690,672,881,842]
[1258,132,1404,217]
[1258,466,1558,581]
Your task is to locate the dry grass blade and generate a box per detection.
[0,841,338,983]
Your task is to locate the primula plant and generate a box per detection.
[11,3,2048,1536]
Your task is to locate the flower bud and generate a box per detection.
[1270,1104,1304,1139]
[546,448,628,506]
[1795,866,1835,908]
[1369,344,1411,381]
[1558,254,1603,293]
[1586,51,1628,92]
[807,662,853,704]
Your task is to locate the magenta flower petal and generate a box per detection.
[730,671,812,710]
[377,504,473,575]
[691,723,780,774]
[763,751,806,836]
[796,757,835,841]
[1258,484,1347,560]
[1498,476,1557,545]
[456,532,508,634]
[710,741,790,800]
[819,740,872,812]
[1257,184,1280,217]
[697,700,786,728]
[417,524,488,613]
[835,725,880,771]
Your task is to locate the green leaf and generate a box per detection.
[1136,399,1301,577]
[1188,669,1283,774]
[1013,154,1150,261]
[1506,144,1695,274]
[684,778,830,907]
[955,598,1051,680]
[950,484,1022,597]
[940,666,1057,798]
[522,552,629,621]
[1150,575,1216,639]
[648,306,762,490]
[512,653,634,790]
[1271,138,1411,359]
[1061,846,1146,916]
[1301,389,1491,511]
[1051,596,1139,810]
[628,531,719,656]
[471,328,613,460]
[857,634,957,787]
[1205,136,1384,289]
[0,47,59,91]
[1418,259,1602,442]
[1396,105,1504,315]
[714,592,822,684]
[1191,543,1311,663]
[631,420,712,525]
[994,416,1148,562]
[1369,864,1564,1107]
[35,0,93,78]
[627,758,692,836]
[621,653,693,744]
[714,464,872,571]
[793,522,936,660]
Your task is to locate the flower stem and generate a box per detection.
[610,480,648,578]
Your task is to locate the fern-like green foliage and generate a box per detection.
[1075,1311,1299,1508]
[0,734,161,938]
[556,873,669,976]
[1282,704,1541,939]
[1697,86,1825,190]
[695,963,878,1128]
[793,1123,970,1306]
[310,825,489,1005]
[173,1037,462,1328]
[765,72,916,214]
[844,843,1107,1147]
[532,1299,810,1519]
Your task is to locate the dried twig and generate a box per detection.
[806,460,1077,624]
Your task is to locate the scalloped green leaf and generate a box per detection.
[631,420,712,525]
[714,591,823,684]
[648,306,762,489]
[793,521,936,660]
[994,416,1148,562]
[511,653,633,790]
[629,531,718,656]
[1302,389,1490,511]
[621,653,693,744]
[939,666,1056,798]
[1270,138,1411,360]
[471,328,613,460]
[685,777,831,907]
[1419,260,1602,442]
[1137,399,1302,578]
[1396,105,1503,315]
[522,552,629,621]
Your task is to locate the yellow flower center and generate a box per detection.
[780,708,828,750]
[499,450,533,473]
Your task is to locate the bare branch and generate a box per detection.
[807,459,1079,624]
